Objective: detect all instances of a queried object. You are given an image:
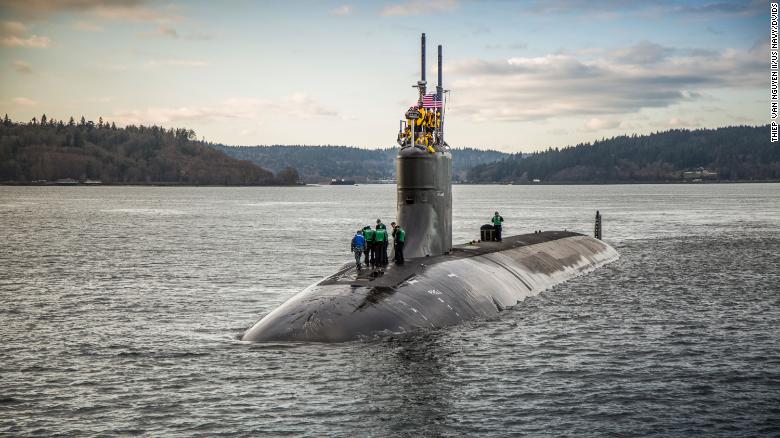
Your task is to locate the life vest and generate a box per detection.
[364,229,375,242]
[397,228,405,242]
[492,215,503,226]
[375,228,387,242]
[416,108,426,126]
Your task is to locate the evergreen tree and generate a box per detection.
[40,114,47,125]
[98,117,103,129]
[2,114,10,126]
[79,116,86,127]
[68,116,75,126]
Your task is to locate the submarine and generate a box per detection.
[242,34,619,343]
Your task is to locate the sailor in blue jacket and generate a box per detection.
[351,230,366,269]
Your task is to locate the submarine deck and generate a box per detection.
[324,230,582,289]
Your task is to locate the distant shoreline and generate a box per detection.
[0,181,305,187]
[2,180,778,187]
[457,179,780,185]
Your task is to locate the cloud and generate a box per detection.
[139,26,214,40]
[382,0,458,16]
[584,117,621,131]
[146,58,208,67]
[524,0,763,17]
[73,21,103,31]
[331,4,352,16]
[609,41,721,65]
[0,21,27,34]
[1,0,180,23]
[12,60,32,74]
[91,4,179,23]
[113,94,339,125]
[1,34,50,48]
[675,0,764,16]
[141,25,178,38]
[610,41,674,65]
[445,41,765,123]
[667,117,702,128]
[13,97,38,106]
[0,20,50,48]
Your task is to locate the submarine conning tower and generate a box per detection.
[397,33,453,258]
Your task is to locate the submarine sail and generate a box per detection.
[396,34,452,258]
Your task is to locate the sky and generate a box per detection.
[0,0,768,152]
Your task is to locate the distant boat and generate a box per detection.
[330,178,356,185]
[54,178,79,185]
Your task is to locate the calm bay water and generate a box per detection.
[1,184,779,436]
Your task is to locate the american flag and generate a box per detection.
[422,93,443,108]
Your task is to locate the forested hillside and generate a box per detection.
[212,144,508,183]
[0,115,298,185]
[467,125,777,183]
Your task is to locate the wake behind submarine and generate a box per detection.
[242,34,619,343]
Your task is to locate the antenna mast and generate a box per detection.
[418,33,427,102]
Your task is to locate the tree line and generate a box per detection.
[0,114,299,185]
[211,144,508,183]
[467,125,778,183]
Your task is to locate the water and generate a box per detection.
[1,184,779,436]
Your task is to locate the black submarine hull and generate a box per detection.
[241,231,618,343]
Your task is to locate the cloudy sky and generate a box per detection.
[0,0,768,151]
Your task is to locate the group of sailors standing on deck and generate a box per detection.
[350,219,405,270]
[349,212,506,270]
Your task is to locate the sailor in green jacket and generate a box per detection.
[362,226,375,268]
[374,221,388,267]
[391,221,405,265]
[492,211,504,242]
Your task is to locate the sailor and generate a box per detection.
[391,221,405,265]
[492,211,504,242]
[362,225,375,268]
[351,230,366,269]
[375,221,388,266]
[417,108,426,126]
[415,133,426,149]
